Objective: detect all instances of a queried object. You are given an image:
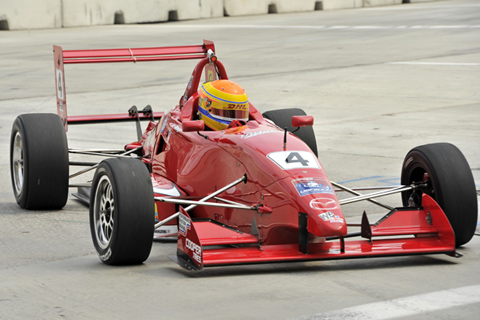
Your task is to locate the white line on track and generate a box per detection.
[368,4,480,11]
[387,62,480,66]
[165,25,480,30]
[293,284,480,320]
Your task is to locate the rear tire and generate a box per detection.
[10,113,69,209]
[262,108,318,156]
[401,143,477,247]
[90,158,154,265]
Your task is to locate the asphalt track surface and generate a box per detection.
[1,0,479,319]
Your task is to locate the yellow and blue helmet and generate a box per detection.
[198,80,249,131]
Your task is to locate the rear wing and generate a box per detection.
[53,40,216,131]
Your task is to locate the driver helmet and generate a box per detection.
[198,80,249,130]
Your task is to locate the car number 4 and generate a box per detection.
[267,151,321,170]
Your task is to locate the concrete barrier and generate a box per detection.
[115,0,171,24]
[48,0,225,28]
[363,0,403,7]
[269,0,318,13]
[0,0,62,30]
[173,0,223,20]
[321,0,363,10]
[62,0,115,27]
[0,0,442,30]
[224,0,269,16]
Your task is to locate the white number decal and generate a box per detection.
[267,151,321,170]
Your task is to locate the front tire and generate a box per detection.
[90,158,155,265]
[10,113,69,209]
[401,143,477,247]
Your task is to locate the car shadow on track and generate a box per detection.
[166,254,458,278]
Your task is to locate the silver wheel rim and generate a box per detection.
[12,132,24,195]
[94,175,115,249]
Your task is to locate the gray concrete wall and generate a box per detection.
[0,0,441,30]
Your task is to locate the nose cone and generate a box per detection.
[306,196,347,237]
[290,177,348,237]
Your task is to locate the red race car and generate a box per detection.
[10,41,477,271]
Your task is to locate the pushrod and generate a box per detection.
[331,181,394,210]
[155,198,255,210]
[154,175,247,229]
[339,185,413,205]
[69,147,141,179]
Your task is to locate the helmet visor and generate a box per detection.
[210,107,249,121]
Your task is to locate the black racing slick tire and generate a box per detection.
[90,158,155,265]
[401,143,477,247]
[262,108,318,157]
[10,113,69,209]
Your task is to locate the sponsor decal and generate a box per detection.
[241,130,279,139]
[160,116,169,134]
[186,238,202,264]
[154,226,178,235]
[293,178,334,197]
[318,211,344,224]
[332,215,344,223]
[178,212,191,237]
[166,130,171,144]
[267,151,321,170]
[227,103,247,110]
[153,225,178,240]
[155,203,159,222]
[206,69,215,82]
[310,198,338,210]
[309,197,338,210]
[183,75,193,102]
[170,123,182,133]
[56,69,64,100]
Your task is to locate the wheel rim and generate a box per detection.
[94,175,115,249]
[12,132,24,195]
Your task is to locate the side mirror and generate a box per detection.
[292,115,313,128]
[182,120,204,132]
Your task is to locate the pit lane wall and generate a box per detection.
[0,0,439,30]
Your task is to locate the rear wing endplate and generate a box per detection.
[53,40,215,131]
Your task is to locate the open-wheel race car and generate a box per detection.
[10,40,478,271]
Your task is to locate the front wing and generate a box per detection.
[171,194,457,271]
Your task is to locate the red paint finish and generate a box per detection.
[62,44,210,64]
[202,237,454,267]
[67,112,164,124]
[144,53,455,269]
[200,195,455,267]
[194,221,259,246]
[54,41,458,269]
[151,102,346,244]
